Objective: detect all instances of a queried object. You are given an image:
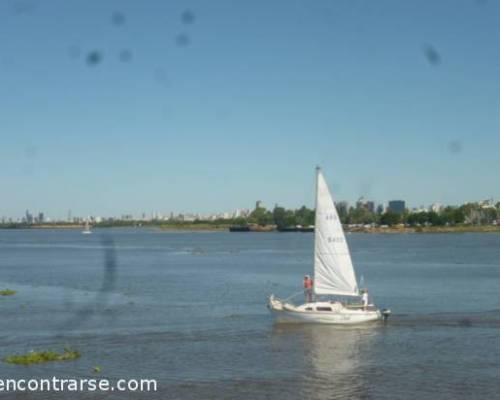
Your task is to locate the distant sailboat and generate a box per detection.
[268,167,390,324]
[82,220,92,235]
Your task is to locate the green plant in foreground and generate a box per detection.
[0,289,16,296]
[4,349,81,365]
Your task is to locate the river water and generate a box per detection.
[0,229,499,399]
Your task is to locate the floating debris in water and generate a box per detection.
[93,365,102,373]
[0,289,16,296]
[4,349,81,365]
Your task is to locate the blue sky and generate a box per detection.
[1,0,499,219]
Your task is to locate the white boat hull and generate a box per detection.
[268,296,381,325]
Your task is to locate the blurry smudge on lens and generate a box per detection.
[111,11,126,26]
[154,67,170,87]
[86,51,103,66]
[175,33,191,47]
[357,177,373,199]
[10,1,35,15]
[68,45,81,59]
[423,44,441,66]
[24,145,37,159]
[60,236,118,332]
[181,9,195,24]
[448,140,462,155]
[22,145,37,175]
[118,49,132,62]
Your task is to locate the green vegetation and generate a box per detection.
[1,201,498,232]
[4,349,81,365]
[246,205,314,228]
[242,202,499,229]
[354,224,500,234]
[0,289,16,296]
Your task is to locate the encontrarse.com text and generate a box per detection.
[0,377,157,392]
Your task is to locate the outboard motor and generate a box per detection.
[381,309,391,322]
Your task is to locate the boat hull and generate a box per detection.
[268,296,381,325]
[270,308,381,324]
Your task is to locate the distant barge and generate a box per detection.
[229,225,314,233]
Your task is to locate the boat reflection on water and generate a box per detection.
[271,323,379,400]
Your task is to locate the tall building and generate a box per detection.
[335,201,349,216]
[388,200,406,214]
[25,209,33,224]
[255,200,264,209]
[376,204,385,215]
[356,197,375,213]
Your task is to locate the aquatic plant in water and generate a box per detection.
[0,289,16,296]
[4,349,81,365]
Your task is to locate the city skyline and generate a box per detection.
[1,1,500,217]
[5,196,497,223]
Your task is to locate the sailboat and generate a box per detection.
[82,220,92,235]
[268,167,390,324]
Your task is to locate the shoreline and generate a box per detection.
[1,224,500,234]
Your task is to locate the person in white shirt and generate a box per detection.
[361,290,369,310]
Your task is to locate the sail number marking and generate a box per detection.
[325,213,337,221]
[327,237,344,243]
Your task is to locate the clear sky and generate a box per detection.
[1,0,499,219]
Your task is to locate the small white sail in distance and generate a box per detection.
[314,168,359,296]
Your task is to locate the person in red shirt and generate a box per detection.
[303,275,313,303]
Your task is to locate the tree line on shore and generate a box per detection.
[1,202,499,229]
[235,202,500,228]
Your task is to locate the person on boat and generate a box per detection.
[361,289,369,310]
[304,275,313,303]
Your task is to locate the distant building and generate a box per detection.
[376,204,385,215]
[356,197,375,213]
[388,200,406,214]
[255,200,264,210]
[430,203,442,213]
[25,210,34,224]
[479,199,495,209]
[335,201,349,216]
[37,212,45,223]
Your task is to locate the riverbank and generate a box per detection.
[372,225,500,234]
[1,223,499,233]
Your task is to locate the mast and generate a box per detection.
[313,166,321,294]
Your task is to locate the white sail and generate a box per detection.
[314,168,359,296]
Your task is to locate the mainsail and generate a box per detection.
[314,168,359,296]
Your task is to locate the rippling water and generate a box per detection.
[1,229,499,399]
